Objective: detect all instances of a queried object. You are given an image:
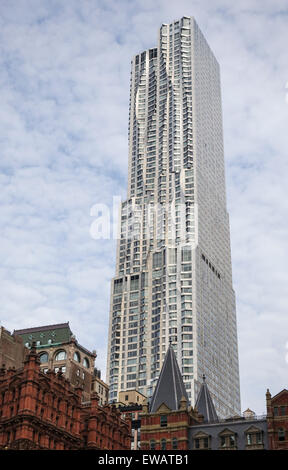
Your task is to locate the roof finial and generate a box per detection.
[202,373,206,383]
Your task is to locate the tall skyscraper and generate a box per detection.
[107,16,240,418]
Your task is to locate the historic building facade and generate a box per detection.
[14,323,97,402]
[115,391,146,450]
[0,344,130,450]
[189,416,268,450]
[91,368,109,406]
[0,326,28,371]
[266,388,288,450]
[140,344,205,450]
[140,345,287,451]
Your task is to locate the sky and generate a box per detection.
[0,0,287,415]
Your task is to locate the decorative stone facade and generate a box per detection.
[14,323,96,402]
[0,344,130,450]
[81,393,131,450]
[189,417,268,450]
[141,399,202,450]
[140,345,203,450]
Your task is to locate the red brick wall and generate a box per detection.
[141,410,190,450]
[0,344,131,450]
[266,389,288,450]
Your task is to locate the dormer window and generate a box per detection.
[219,429,237,450]
[194,432,210,450]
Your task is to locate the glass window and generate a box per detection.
[39,352,48,364]
[83,358,89,368]
[172,437,178,449]
[220,436,226,447]
[55,350,66,361]
[161,439,166,450]
[160,415,167,427]
[181,247,191,262]
[153,252,162,268]
[256,432,263,444]
[73,352,80,362]
[278,429,285,441]
[150,440,155,450]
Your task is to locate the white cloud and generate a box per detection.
[0,0,287,415]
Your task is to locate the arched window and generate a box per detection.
[161,439,166,450]
[172,437,178,449]
[55,350,66,361]
[150,439,155,450]
[83,358,89,368]
[73,352,80,362]
[39,352,48,364]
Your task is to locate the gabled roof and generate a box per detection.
[149,344,189,413]
[271,389,288,401]
[195,374,218,423]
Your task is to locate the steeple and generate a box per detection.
[149,344,189,413]
[195,374,218,423]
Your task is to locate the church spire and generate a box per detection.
[195,373,218,423]
[149,344,189,413]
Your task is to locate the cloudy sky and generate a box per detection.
[0,0,287,414]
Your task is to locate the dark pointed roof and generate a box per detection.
[195,374,218,423]
[149,344,189,413]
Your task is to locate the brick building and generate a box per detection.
[0,327,28,371]
[140,344,287,451]
[81,393,131,450]
[266,388,288,450]
[140,345,203,450]
[91,368,109,406]
[0,344,130,450]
